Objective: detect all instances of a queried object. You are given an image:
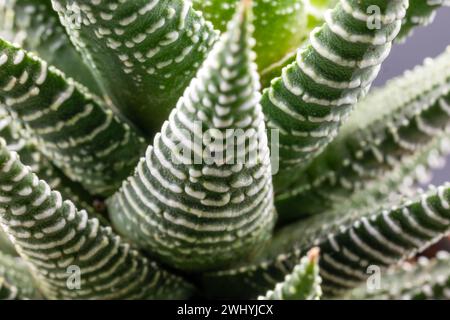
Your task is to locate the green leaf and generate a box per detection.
[203,183,450,298]
[0,277,19,299]
[275,48,450,221]
[0,138,194,299]
[0,38,147,196]
[193,0,309,73]
[323,135,450,218]
[348,251,450,299]
[0,105,96,213]
[51,0,218,137]
[258,248,322,300]
[0,0,100,94]
[262,0,408,188]
[107,1,276,272]
[0,105,108,256]
[0,252,39,299]
[397,0,450,42]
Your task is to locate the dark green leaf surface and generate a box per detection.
[259,0,338,88]
[263,0,408,189]
[107,1,276,272]
[51,0,218,136]
[0,105,96,213]
[0,38,147,196]
[258,248,322,300]
[276,48,450,221]
[0,138,194,299]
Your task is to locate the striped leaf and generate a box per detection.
[202,183,450,298]
[322,135,450,220]
[0,252,39,299]
[275,48,450,221]
[0,104,108,255]
[348,251,450,299]
[263,0,407,188]
[0,0,100,93]
[0,138,194,299]
[193,0,309,73]
[259,0,338,88]
[260,0,450,90]
[51,0,218,136]
[397,0,450,42]
[258,248,322,300]
[0,38,147,196]
[0,106,96,214]
[107,1,276,272]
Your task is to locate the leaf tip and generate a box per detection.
[307,247,320,264]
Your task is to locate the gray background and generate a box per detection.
[374,7,450,185]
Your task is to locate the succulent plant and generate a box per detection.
[0,0,450,300]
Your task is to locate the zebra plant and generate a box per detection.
[0,0,450,300]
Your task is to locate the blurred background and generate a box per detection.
[375,7,450,186]
[375,7,450,254]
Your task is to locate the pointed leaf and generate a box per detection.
[0,252,39,299]
[0,38,147,196]
[51,0,218,136]
[0,138,194,299]
[276,48,450,221]
[0,106,96,213]
[203,183,450,298]
[262,0,407,189]
[0,0,100,93]
[259,0,338,88]
[107,1,276,272]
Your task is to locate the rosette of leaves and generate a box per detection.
[0,0,450,300]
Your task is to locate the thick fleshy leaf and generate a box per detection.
[262,0,407,189]
[203,183,450,298]
[0,138,194,299]
[51,0,218,136]
[348,251,450,300]
[0,104,108,255]
[0,0,100,93]
[259,0,338,88]
[0,106,96,213]
[276,48,450,221]
[0,252,39,299]
[260,0,450,90]
[193,0,309,73]
[0,38,147,196]
[107,1,276,272]
[258,248,322,300]
[397,0,450,42]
